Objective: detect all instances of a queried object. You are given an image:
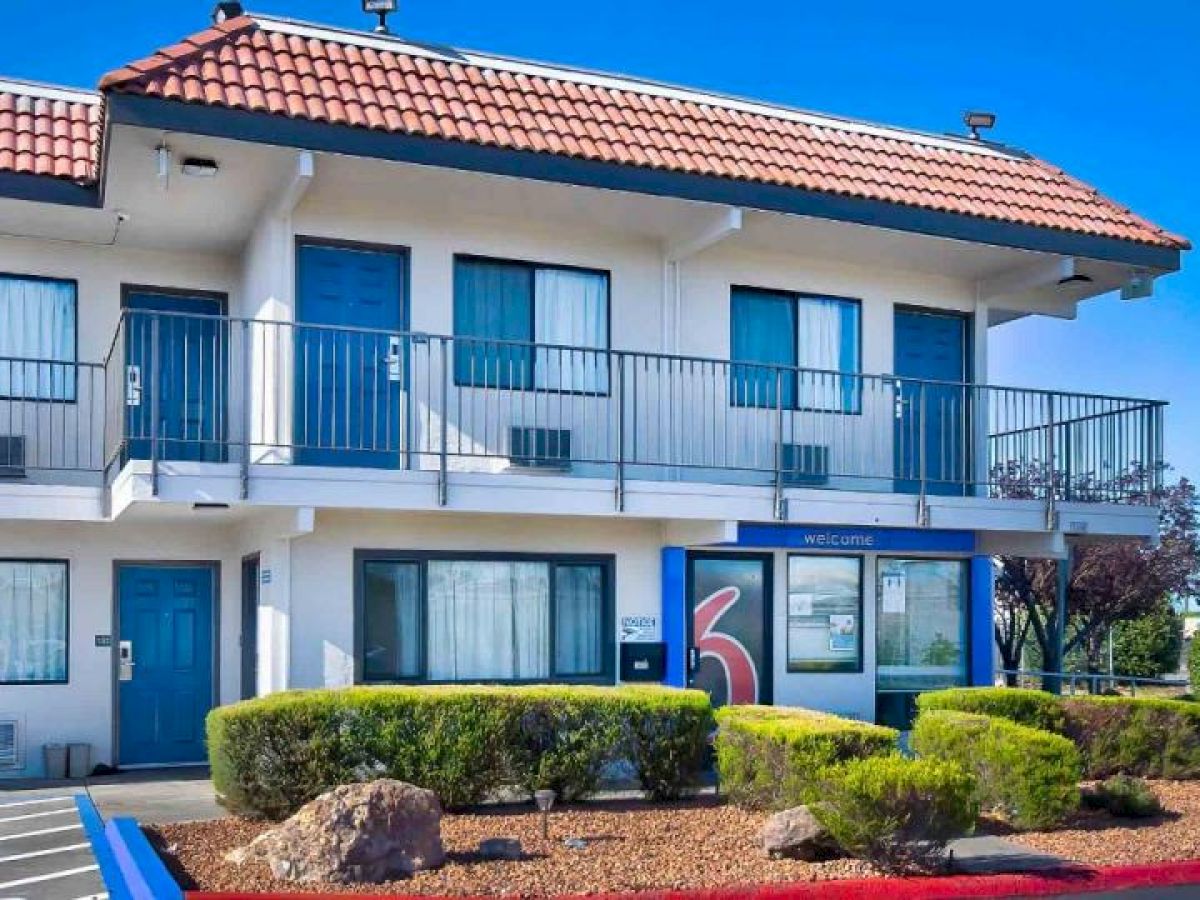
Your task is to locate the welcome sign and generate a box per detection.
[735,523,976,554]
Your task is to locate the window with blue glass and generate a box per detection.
[0,275,76,401]
[453,256,609,393]
[730,287,860,412]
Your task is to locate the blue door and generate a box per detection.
[295,242,406,467]
[125,291,226,462]
[894,309,969,496]
[118,565,214,766]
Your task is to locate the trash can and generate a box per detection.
[67,743,92,779]
[43,743,67,779]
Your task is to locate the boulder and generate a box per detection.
[227,780,445,883]
[759,805,840,861]
[478,837,523,860]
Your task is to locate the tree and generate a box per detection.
[1112,600,1183,678]
[994,470,1199,681]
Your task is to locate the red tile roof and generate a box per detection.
[0,81,100,184]
[6,14,1186,254]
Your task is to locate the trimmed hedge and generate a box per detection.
[911,708,1081,830]
[714,705,898,810]
[208,684,713,819]
[812,754,978,873]
[918,687,1200,780]
[915,687,1066,734]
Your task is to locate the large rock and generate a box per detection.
[759,805,840,861]
[227,780,445,883]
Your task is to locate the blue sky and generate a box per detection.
[3,1,1195,480]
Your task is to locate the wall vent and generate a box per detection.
[780,443,829,486]
[0,436,26,478]
[0,716,22,770]
[510,428,572,471]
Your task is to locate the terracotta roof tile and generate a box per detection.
[0,82,100,183]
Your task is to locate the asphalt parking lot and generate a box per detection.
[0,794,104,900]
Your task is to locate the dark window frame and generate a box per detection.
[785,553,865,674]
[729,285,863,414]
[452,254,613,396]
[0,558,70,686]
[354,549,616,685]
[0,273,79,404]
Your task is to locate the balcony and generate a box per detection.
[0,310,1166,520]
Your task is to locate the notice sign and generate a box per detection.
[621,615,660,642]
[881,570,906,614]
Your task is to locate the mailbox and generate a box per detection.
[620,642,665,682]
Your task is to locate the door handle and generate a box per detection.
[384,336,404,382]
[119,640,135,681]
[687,646,699,674]
[125,365,142,407]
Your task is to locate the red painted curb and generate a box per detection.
[184,858,1200,900]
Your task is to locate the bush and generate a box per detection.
[810,755,977,873]
[208,684,713,819]
[1114,603,1183,679]
[912,709,1081,830]
[714,705,897,810]
[916,687,1067,734]
[1083,775,1162,818]
[1061,695,1200,779]
[1189,636,1200,696]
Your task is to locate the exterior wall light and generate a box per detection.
[180,157,220,178]
[963,110,997,140]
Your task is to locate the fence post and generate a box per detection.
[773,367,784,521]
[438,337,449,507]
[917,381,929,526]
[150,315,160,497]
[1044,392,1058,530]
[615,353,625,512]
[240,320,251,500]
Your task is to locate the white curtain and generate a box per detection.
[554,565,602,675]
[795,296,850,411]
[0,561,67,683]
[533,268,608,392]
[426,560,550,680]
[0,277,76,401]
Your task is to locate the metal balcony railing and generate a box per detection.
[0,310,1167,514]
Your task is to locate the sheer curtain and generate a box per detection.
[534,268,608,392]
[0,561,67,683]
[362,561,420,680]
[454,260,534,389]
[796,296,858,412]
[554,564,603,675]
[0,277,76,401]
[426,560,550,680]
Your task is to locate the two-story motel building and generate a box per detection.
[0,4,1186,775]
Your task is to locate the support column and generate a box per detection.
[969,555,995,686]
[1044,549,1072,694]
[661,546,688,687]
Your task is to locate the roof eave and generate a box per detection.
[0,170,101,207]
[106,92,1183,273]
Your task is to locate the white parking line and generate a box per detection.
[0,806,75,824]
[0,841,90,863]
[0,822,83,842]
[0,795,73,809]
[69,894,108,900]
[0,864,98,890]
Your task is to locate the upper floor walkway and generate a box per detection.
[0,307,1165,534]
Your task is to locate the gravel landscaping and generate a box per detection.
[1007,781,1200,866]
[148,798,876,896]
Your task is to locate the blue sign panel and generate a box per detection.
[734,523,975,554]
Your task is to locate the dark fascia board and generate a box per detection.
[108,93,1181,272]
[0,171,101,207]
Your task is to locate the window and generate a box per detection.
[358,552,612,683]
[730,287,859,412]
[0,275,76,401]
[454,257,609,393]
[875,558,968,692]
[0,561,68,684]
[787,555,862,672]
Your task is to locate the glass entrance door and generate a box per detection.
[687,553,772,706]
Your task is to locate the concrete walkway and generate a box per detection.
[0,767,224,824]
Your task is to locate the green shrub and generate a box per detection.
[207,684,712,819]
[810,755,977,873]
[916,687,1067,734]
[1083,775,1162,818]
[1062,695,1200,779]
[1114,603,1183,679]
[912,709,1081,830]
[1190,636,1200,696]
[714,705,897,810]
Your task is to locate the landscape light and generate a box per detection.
[533,789,556,839]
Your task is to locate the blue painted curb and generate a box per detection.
[75,792,182,900]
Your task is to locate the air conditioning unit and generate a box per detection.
[0,716,22,770]
[0,436,26,479]
[780,443,829,487]
[510,427,572,472]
